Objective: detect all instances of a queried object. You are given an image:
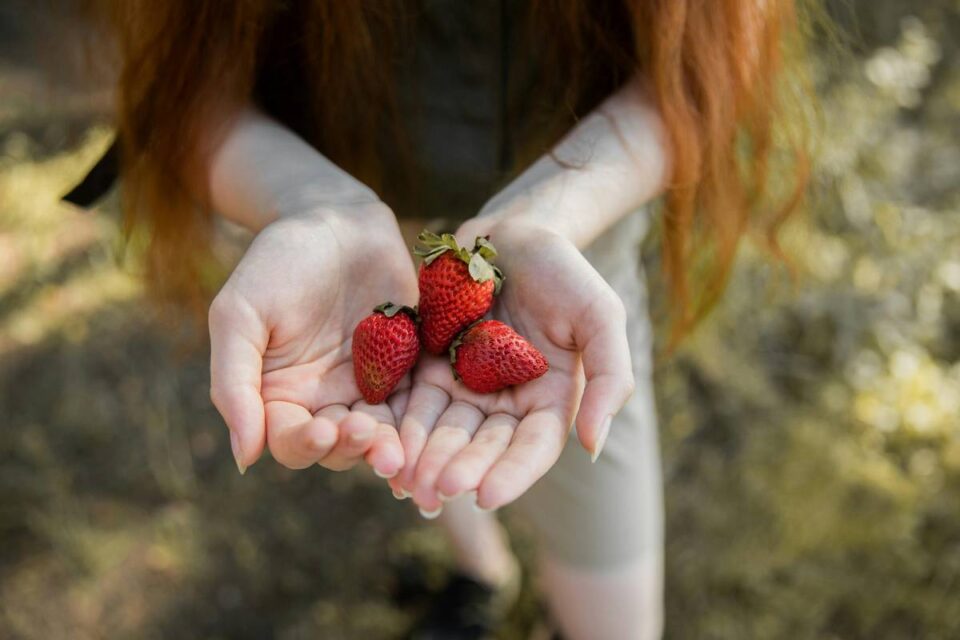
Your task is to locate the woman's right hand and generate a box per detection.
[208,202,418,477]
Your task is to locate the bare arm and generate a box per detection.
[462,76,670,247]
[207,108,381,232]
[394,78,671,511]
[203,106,415,477]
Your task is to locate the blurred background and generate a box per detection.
[1,1,958,638]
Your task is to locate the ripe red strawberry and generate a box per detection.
[451,320,548,393]
[415,231,504,355]
[352,303,420,404]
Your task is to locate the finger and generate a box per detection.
[351,399,397,429]
[411,401,486,510]
[435,413,518,501]
[477,408,570,510]
[391,383,450,495]
[209,297,268,472]
[265,400,338,469]
[352,400,404,479]
[388,388,410,422]
[573,297,635,459]
[366,422,405,479]
[316,406,378,471]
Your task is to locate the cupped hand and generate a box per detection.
[389,220,635,513]
[209,203,418,476]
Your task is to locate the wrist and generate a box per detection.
[265,193,390,229]
[463,192,596,249]
[257,199,397,250]
[210,108,383,233]
[271,182,382,225]
[457,216,566,256]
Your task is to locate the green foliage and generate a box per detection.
[657,4,960,637]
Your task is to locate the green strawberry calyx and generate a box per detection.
[373,301,420,322]
[414,230,505,294]
[447,319,485,377]
[448,333,464,366]
[448,334,463,380]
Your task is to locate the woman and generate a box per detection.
[76,1,810,637]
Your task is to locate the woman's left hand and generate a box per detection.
[388,220,636,513]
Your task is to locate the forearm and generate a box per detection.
[469,77,670,249]
[207,108,380,232]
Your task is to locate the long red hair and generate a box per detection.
[89,0,813,341]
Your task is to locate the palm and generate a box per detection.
[408,287,586,419]
[210,206,418,474]
[255,217,413,408]
[392,227,633,512]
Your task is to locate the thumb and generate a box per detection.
[573,295,635,461]
[209,294,268,473]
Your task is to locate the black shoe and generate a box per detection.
[404,571,518,640]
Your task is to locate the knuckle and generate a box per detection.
[606,293,628,324]
[446,400,485,422]
[589,288,626,329]
[622,372,637,399]
[437,462,466,485]
[208,291,234,327]
[406,386,449,418]
[209,289,257,333]
[413,459,438,481]
[473,429,503,448]
[209,384,227,413]
[303,432,335,457]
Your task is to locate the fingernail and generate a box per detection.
[471,493,495,513]
[591,415,613,464]
[419,506,443,520]
[437,490,461,502]
[230,431,246,475]
[392,488,409,500]
[374,467,398,479]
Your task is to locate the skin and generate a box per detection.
[207,75,668,506]
[206,115,418,477]
[389,222,634,512]
[389,77,670,512]
[210,203,416,476]
[204,75,670,640]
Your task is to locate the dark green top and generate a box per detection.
[66,1,622,221]
[392,0,521,220]
[252,0,553,221]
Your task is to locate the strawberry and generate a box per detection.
[450,320,548,393]
[415,231,504,355]
[352,302,420,404]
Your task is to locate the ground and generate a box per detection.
[1,1,958,638]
